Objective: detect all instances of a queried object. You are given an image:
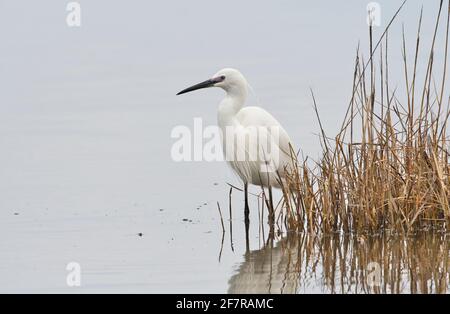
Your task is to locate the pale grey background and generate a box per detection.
[0,0,446,292]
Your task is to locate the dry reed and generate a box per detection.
[278,1,450,235]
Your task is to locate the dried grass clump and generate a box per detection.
[279,1,450,235]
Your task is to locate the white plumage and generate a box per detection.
[214,68,294,188]
[177,68,295,211]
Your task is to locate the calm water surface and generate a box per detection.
[0,1,448,293]
[229,233,449,293]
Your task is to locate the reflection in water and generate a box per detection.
[228,233,449,293]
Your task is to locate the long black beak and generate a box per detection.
[176,79,216,95]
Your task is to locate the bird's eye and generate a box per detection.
[212,75,226,83]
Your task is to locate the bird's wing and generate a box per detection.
[236,106,295,158]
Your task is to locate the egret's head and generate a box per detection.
[176,68,248,96]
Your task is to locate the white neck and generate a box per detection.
[217,85,248,130]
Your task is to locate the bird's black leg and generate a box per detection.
[244,182,250,252]
[244,183,250,216]
[268,186,274,216]
[268,186,275,238]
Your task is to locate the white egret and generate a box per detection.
[177,68,295,230]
